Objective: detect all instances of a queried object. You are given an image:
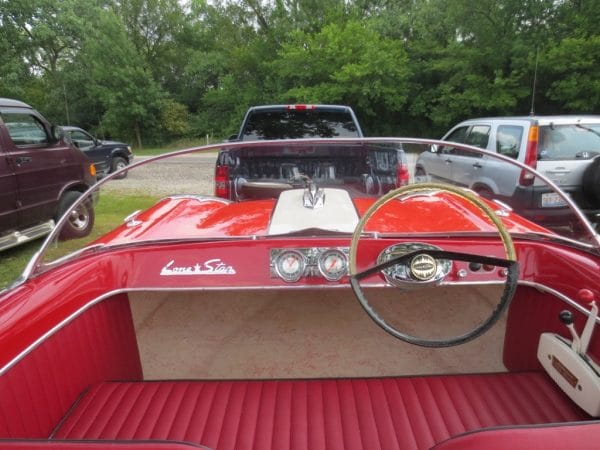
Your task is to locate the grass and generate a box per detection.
[134,137,221,156]
[0,192,160,291]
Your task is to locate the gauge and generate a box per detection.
[275,250,306,282]
[318,249,348,281]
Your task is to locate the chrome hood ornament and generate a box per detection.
[303,182,325,209]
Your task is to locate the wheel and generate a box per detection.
[56,191,95,240]
[414,167,427,180]
[582,157,600,207]
[474,185,494,199]
[110,156,128,179]
[348,182,519,347]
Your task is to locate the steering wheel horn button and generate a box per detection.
[410,254,438,281]
[376,243,452,288]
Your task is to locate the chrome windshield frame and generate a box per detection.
[13,137,600,288]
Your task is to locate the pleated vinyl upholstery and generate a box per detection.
[0,295,142,439]
[53,371,588,450]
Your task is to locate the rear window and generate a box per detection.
[539,123,600,160]
[241,109,360,140]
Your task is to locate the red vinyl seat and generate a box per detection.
[431,421,600,450]
[53,372,589,450]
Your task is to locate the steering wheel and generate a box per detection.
[348,183,519,348]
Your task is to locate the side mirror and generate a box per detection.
[50,125,63,143]
[227,134,239,142]
[430,144,439,153]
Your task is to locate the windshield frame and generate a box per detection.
[13,137,600,289]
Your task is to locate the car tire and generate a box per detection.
[111,156,128,179]
[56,191,95,240]
[474,185,494,200]
[582,157,600,207]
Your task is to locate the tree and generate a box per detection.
[78,9,166,147]
[542,36,600,112]
[275,20,412,134]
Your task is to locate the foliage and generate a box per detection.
[1,0,599,144]
[542,36,600,112]
[161,99,191,137]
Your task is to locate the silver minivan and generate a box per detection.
[416,116,600,225]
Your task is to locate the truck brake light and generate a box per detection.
[287,104,316,111]
[396,162,410,187]
[519,125,538,186]
[215,165,230,199]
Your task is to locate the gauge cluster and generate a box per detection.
[270,247,349,282]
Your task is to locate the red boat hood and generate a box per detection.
[94,189,550,246]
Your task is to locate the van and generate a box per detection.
[415,116,600,225]
[0,98,97,251]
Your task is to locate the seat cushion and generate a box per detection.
[431,421,600,450]
[53,372,589,450]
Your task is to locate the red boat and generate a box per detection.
[0,138,599,450]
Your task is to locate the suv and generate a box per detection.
[61,126,133,179]
[0,98,97,251]
[416,116,600,225]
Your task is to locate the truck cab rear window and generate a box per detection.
[242,110,360,140]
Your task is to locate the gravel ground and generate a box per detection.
[103,153,218,197]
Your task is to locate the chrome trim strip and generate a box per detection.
[1,280,598,376]
[123,210,142,223]
[167,195,232,204]
[520,280,600,325]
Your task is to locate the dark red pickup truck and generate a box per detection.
[0,98,97,251]
[215,104,409,200]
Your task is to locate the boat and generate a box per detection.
[0,138,598,449]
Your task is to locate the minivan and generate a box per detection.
[0,98,97,251]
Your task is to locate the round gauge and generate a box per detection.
[318,249,348,281]
[275,250,306,282]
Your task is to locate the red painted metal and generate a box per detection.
[0,235,598,376]
[94,192,549,247]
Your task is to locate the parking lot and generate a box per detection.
[105,153,218,197]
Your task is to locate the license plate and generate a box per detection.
[541,192,568,208]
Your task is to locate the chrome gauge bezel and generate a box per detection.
[274,250,306,283]
[270,247,349,282]
[317,249,348,281]
[377,242,452,288]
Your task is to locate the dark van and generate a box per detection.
[0,98,97,251]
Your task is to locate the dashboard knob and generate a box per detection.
[559,310,574,325]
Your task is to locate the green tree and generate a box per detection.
[78,9,166,147]
[0,0,89,120]
[275,20,411,134]
[541,36,600,112]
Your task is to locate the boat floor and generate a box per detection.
[130,288,509,380]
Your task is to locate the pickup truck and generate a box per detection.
[215,104,408,200]
[62,126,133,179]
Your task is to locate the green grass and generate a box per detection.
[0,192,159,291]
[134,137,221,156]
